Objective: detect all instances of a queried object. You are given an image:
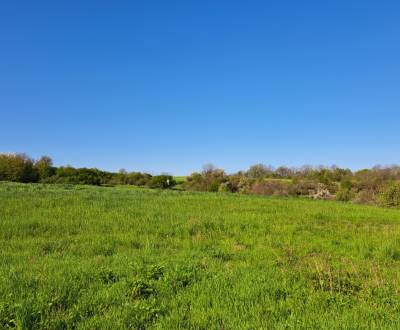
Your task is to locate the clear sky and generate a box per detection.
[1,1,399,174]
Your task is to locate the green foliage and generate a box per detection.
[128,278,155,299]
[43,167,108,185]
[379,183,400,208]
[110,170,152,186]
[0,153,37,182]
[336,188,354,202]
[218,181,234,193]
[147,175,176,189]
[33,156,55,181]
[1,183,400,328]
[185,165,228,192]
[127,172,152,186]
[4,153,400,208]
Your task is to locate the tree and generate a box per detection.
[275,166,293,178]
[0,153,37,182]
[246,164,273,179]
[202,164,218,176]
[34,156,55,181]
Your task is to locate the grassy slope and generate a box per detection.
[1,182,400,329]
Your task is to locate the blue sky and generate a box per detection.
[1,1,399,174]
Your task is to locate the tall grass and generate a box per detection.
[1,182,400,329]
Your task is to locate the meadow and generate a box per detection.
[1,182,400,329]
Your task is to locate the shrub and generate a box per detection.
[218,182,234,193]
[127,172,152,186]
[208,180,220,192]
[353,189,378,205]
[249,180,290,196]
[147,175,175,189]
[44,167,105,185]
[184,172,204,191]
[184,165,227,192]
[379,183,400,208]
[336,188,354,202]
[290,180,319,196]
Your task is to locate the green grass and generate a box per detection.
[173,176,186,184]
[1,182,400,329]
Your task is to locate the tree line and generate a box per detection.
[184,163,400,207]
[0,153,175,189]
[1,153,400,208]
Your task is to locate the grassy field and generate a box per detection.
[1,182,400,329]
[173,176,187,184]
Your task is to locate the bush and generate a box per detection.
[353,189,378,205]
[290,180,319,196]
[336,188,354,202]
[184,172,204,191]
[218,182,234,193]
[147,175,175,189]
[184,165,227,192]
[224,173,248,193]
[44,167,106,185]
[249,180,290,196]
[379,183,400,208]
[127,172,152,186]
